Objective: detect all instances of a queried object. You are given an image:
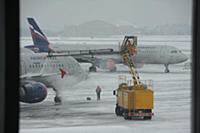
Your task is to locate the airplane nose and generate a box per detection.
[180,53,188,62]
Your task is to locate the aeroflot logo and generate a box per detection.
[29,24,48,41]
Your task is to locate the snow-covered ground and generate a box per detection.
[20,35,191,133]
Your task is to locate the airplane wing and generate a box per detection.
[20,73,57,79]
[47,48,119,57]
[46,48,123,71]
[47,48,121,63]
[20,68,67,79]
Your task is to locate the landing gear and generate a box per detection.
[52,88,62,105]
[89,65,97,72]
[54,96,62,104]
[123,110,131,120]
[164,64,170,73]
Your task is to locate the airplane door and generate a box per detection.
[159,46,171,63]
[160,46,165,59]
[160,46,167,63]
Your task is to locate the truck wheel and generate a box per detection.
[119,108,124,116]
[144,116,152,120]
[115,106,122,116]
[123,112,130,120]
[144,109,152,120]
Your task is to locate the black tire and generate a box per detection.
[144,116,152,120]
[54,96,62,104]
[115,106,123,116]
[144,109,152,120]
[89,66,97,72]
[115,106,120,116]
[123,111,131,120]
[119,108,124,116]
[124,113,130,120]
[165,69,169,73]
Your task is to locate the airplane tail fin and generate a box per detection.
[27,17,54,52]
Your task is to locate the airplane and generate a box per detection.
[24,18,188,73]
[20,48,87,104]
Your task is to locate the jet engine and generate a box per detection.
[20,81,47,103]
[96,58,117,72]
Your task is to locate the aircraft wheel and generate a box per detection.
[54,96,62,105]
[164,64,170,73]
[89,66,97,72]
[165,69,170,73]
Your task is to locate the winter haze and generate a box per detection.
[20,0,192,36]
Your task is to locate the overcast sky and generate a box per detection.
[20,0,192,31]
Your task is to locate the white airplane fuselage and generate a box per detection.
[20,48,87,88]
[51,44,188,65]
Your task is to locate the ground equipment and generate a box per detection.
[113,36,154,120]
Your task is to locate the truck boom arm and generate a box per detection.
[120,36,140,85]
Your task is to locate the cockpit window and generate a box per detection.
[171,50,177,53]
